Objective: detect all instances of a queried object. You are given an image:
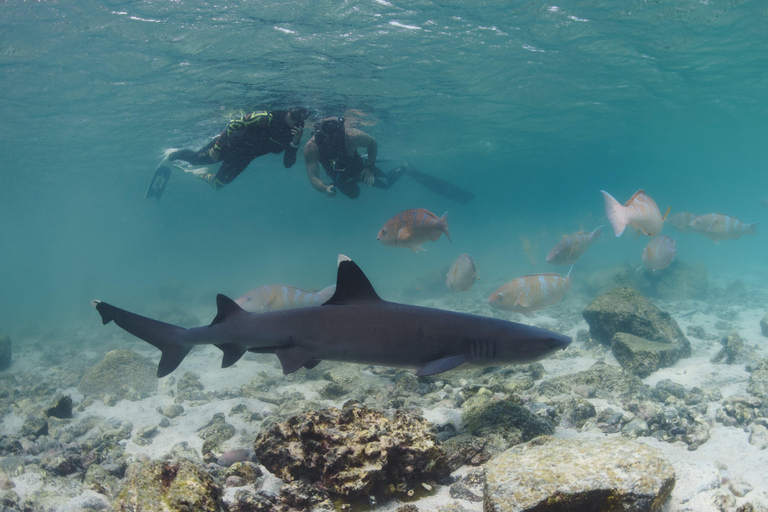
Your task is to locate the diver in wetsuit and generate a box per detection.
[163,107,311,190]
[304,117,408,199]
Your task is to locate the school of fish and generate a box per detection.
[232,191,759,322]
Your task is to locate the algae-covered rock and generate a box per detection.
[78,349,157,400]
[112,458,222,512]
[612,333,690,378]
[484,436,675,511]
[582,288,691,356]
[461,394,554,441]
[748,359,768,402]
[711,329,754,365]
[537,361,651,404]
[253,403,449,501]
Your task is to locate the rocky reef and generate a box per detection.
[253,402,450,502]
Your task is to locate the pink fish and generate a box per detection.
[689,213,757,243]
[487,269,572,318]
[642,235,676,271]
[235,284,336,313]
[602,189,664,237]
[446,253,478,292]
[665,212,698,234]
[377,208,452,252]
[545,226,603,266]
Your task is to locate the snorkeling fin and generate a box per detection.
[144,159,173,200]
[406,166,475,204]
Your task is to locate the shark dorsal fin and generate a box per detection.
[211,294,247,326]
[323,255,382,305]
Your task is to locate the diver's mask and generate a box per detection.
[289,107,311,128]
[315,117,345,137]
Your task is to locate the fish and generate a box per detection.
[601,189,665,237]
[545,226,603,266]
[688,213,757,243]
[377,208,452,252]
[642,235,676,271]
[235,284,336,313]
[487,269,572,318]
[91,255,571,378]
[446,253,478,292]
[665,212,698,234]
[217,449,253,467]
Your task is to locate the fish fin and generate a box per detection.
[630,223,651,236]
[323,255,382,304]
[626,189,646,205]
[275,347,318,374]
[416,354,472,376]
[591,225,604,240]
[91,299,191,378]
[748,222,758,235]
[397,227,412,241]
[410,244,426,253]
[515,291,531,308]
[661,206,671,221]
[215,343,247,368]
[440,212,452,242]
[211,294,248,326]
[601,190,627,237]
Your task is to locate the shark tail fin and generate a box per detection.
[91,300,192,378]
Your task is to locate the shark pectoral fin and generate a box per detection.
[275,347,317,374]
[215,343,247,368]
[416,354,472,377]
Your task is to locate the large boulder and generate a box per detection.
[582,287,691,356]
[484,436,675,511]
[537,361,651,404]
[78,349,157,401]
[253,403,449,501]
[612,333,690,378]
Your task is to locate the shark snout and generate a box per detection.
[549,334,572,351]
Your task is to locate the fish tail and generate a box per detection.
[747,222,758,235]
[91,300,192,378]
[601,190,627,237]
[439,212,452,242]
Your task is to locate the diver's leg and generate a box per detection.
[196,155,251,191]
[334,179,361,199]
[371,163,409,190]
[170,139,218,165]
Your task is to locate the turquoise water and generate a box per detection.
[2,0,767,332]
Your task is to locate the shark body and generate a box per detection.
[92,256,571,378]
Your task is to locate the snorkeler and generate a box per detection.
[304,116,475,203]
[304,117,408,199]
[145,107,311,199]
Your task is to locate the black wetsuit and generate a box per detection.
[170,111,298,188]
[317,135,406,199]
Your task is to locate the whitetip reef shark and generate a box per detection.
[92,255,571,378]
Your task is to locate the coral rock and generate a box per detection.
[253,403,449,500]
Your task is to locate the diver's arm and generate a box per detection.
[305,139,336,196]
[283,125,303,168]
[348,129,377,167]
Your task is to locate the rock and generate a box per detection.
[761,314,768,337]
[0,335,11,371]
[253,403,449,501]
[45,395,73,419]
[711,329,750,365]
[537,361,651,404]
[112,458,222,511]
[748,359,768,401]
[483,436,675,511]
[159,404,184,419]
[21,407,48,438]
[461,394,554,440]
[612,333,689,378]
[748,424,768,449]
[582,288,691,358]
[198,413,235,455]
[78,349,157,400]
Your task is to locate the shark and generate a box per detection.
[92,255,571,378]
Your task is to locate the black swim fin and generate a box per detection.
[144,161,172,200]
[406,166,475,204]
